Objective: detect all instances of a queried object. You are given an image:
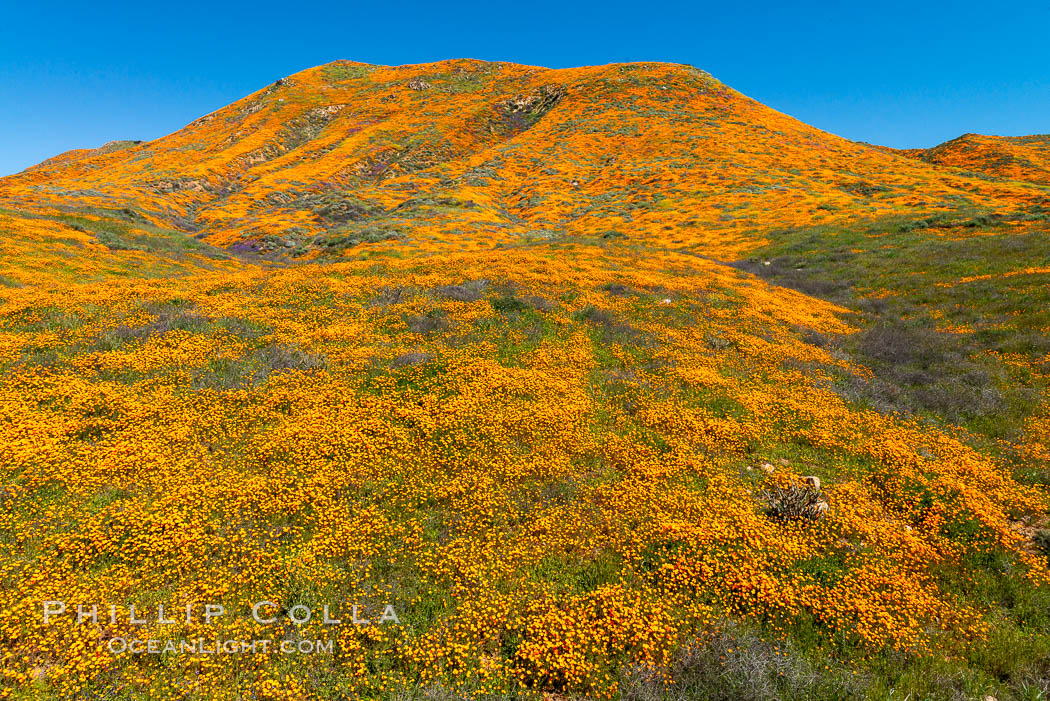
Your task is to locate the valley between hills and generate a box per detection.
[1,59,1049,700]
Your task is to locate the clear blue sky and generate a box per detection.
[1,0,1047,176]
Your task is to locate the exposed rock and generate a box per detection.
[488,85,567,138]
[497,84,566,114]
[307,104,346,120]
[803,475,821,490]
[151,178,209,194]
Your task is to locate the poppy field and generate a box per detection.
[1,60,1048,699]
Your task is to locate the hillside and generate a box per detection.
[897,133,1050,187]
[22,140,144,173]
[1,61,1049,701]
[1,60,1045,261]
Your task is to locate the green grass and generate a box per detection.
[321,63,373,83]
[730,208,1050,449]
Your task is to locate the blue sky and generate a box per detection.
[1,0,1047,176]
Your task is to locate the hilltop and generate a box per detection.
[0,61,1049,700]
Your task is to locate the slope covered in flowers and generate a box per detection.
[1,243,1047,699]
[898,133,1050,187]
[0,60,1049,700]
[1,60,1046,260]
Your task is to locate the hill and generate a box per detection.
[1,60,1045,260]
[897,132,1050,187]
[0,61,1049,701]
